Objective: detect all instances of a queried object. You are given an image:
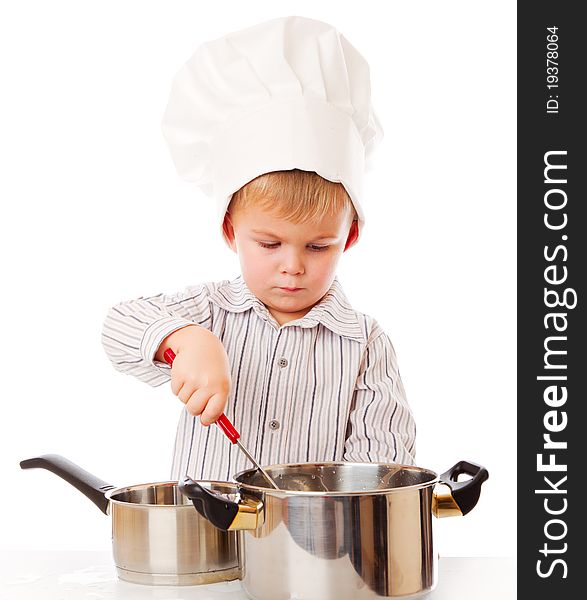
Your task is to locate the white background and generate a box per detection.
[1,1,516,559]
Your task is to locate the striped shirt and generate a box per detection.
[101,276,416,481]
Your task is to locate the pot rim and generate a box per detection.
[233,461,440,497]
[107,479,239,507]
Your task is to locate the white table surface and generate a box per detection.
[0,551,515,600]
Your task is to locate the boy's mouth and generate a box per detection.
[278,287,303,293]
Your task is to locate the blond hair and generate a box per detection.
[227,169,357,224]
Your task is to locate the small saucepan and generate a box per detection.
[20,454,240,585]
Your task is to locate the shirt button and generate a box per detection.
[278,357,288,368]
[269,419,280,430]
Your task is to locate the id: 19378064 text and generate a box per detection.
[546,26,559,114]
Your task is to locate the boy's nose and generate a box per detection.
[279,252,305,275]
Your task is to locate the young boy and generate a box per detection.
[101,16,416,481]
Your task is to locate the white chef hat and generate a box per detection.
[161,15,383,242]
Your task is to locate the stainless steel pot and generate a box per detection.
[183,460,488,599]
[20,454,240,585]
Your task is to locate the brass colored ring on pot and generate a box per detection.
[432,483,463,518]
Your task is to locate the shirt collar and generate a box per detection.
[208,276,366,343]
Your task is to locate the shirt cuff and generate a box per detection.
[140,316,195,366]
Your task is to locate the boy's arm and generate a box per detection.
[101,284,215,387]
[344,329,416,465]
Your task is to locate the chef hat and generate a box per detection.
[161,15,383,241]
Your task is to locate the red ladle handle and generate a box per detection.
[163,348,240,444]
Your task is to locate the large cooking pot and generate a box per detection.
[20,454,240,585]
[182,460,488,599]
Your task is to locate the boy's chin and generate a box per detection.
[264,296,314,317]
[268,299,308,313]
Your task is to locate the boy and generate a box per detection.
[102,17,416,481]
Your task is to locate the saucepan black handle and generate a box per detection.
[438,460,489,516]
[20,454,115,515]
[180,475,239,531]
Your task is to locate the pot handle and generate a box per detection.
[20,454,115,515]
[434,460,489,518]
[180,475,263,531]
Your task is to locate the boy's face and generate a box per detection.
[224,204,358,326]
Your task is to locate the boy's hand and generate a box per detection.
[156,325,231,425]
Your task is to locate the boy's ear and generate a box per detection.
[222,213,238,252]
[343,220,359,252]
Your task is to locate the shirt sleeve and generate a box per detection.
[101,282,220,387]
[343,326,416,465]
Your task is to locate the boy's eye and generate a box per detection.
[257,241,329,251]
